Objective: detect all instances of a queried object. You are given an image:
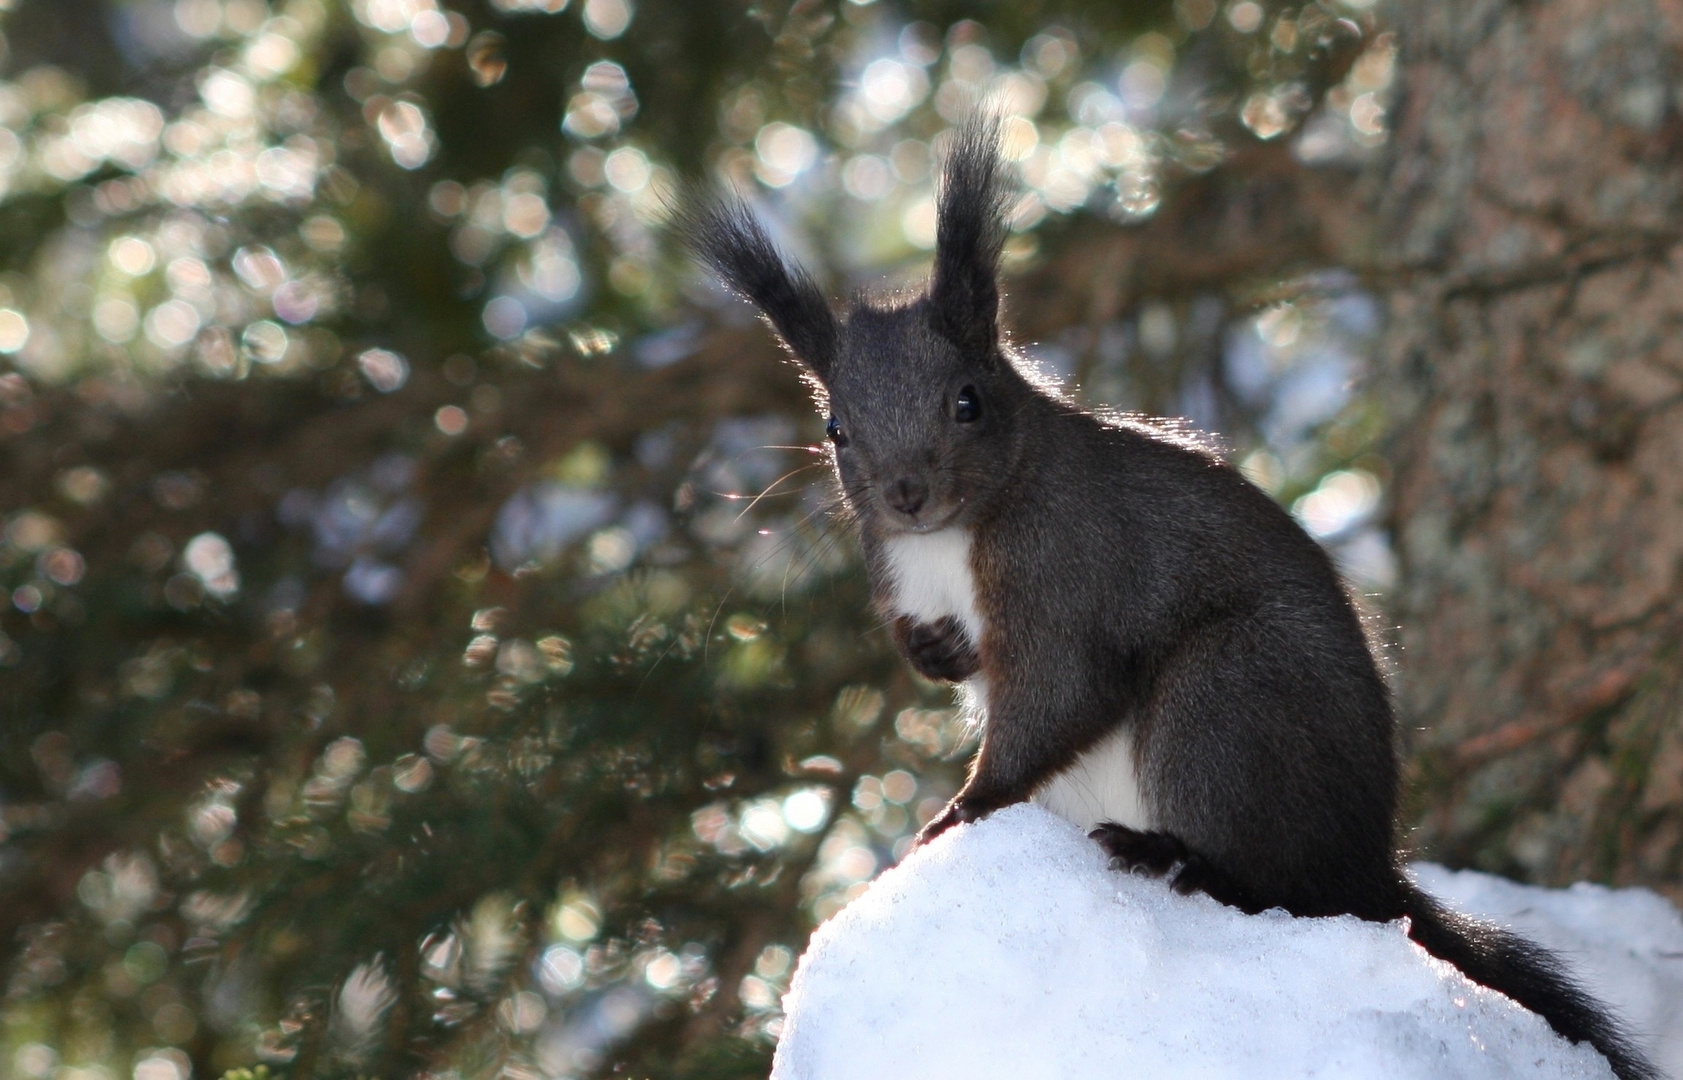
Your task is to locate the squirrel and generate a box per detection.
[677,118,1656,1080]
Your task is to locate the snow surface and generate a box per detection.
[772,804,1683,1080]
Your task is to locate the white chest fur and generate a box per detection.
[880,529,984,646]
[1031,728,1150,832]
[882,529,990,723]
[881,529,1150,834]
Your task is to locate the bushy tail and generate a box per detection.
[1402,883,1657,1080]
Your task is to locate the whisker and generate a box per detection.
[731,462,828,522]
[861,611,899,639]
[781,529,844,608]
[700,579,741,670]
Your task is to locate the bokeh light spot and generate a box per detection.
[603,147,650,192]
[754,123,818,187]
[582,0,633,39]
[144,301,202,349]
[483,297,528,339]
[93,298,140,344]
[183,532,239,598]
[0,309,30,353]
[1228,0,1264,32]
[243,320,290,364]
[783,788,829,833]
[435,405,469,435]
[901,195,938,249]
[109,236,157,276]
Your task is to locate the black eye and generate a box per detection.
[955,386,981,424]
[826,415,848,447]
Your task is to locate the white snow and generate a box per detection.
[773,804,1683,1080]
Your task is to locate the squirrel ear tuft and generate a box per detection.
[930,115,1010,356]
[673,190,838,379]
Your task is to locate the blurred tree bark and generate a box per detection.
[1376,0,1683,897]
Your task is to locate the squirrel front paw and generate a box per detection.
[892,615,980,682]
[914,794,995,846]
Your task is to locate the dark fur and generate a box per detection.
[672,191,838,376]
[676,117,1656,1080]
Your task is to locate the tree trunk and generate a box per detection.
[1377,0,1683,898]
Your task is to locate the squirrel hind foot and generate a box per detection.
[1168,852,1270,914]
[1091,824,1270,914]
[1090,823,1187,877]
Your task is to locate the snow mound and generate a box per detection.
[771,804,1678,1080]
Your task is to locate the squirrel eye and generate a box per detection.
[955,386,981,424]
[826,415,848,446]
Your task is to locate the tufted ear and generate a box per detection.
[674,191,838,380]
[929,116,1010,356]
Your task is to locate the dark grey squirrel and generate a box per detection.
[677,118,1656,1080]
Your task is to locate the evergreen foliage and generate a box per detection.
[0,1,1384,1076]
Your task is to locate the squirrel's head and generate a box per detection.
[679,118,1027,535]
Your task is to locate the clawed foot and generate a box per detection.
[1089,823,1266,913]
[893,616,980,683]
[1090,823,1188,876]
[915,796,991,846]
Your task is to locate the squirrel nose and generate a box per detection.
[885,476,928,516]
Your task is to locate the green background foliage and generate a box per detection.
[0,0,1391,1076]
